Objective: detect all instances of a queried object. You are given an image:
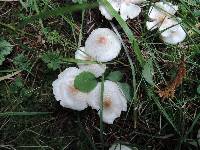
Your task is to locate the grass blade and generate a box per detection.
[0,112,52,117]
[100,75,105,149]
[0,70,21,82]
[20,3,98,26]
[146,87,180,135]
[185,112,200,138]
[77,113,97,150]
[111,23,138,128]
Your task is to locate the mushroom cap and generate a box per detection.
[146,20,161,31]
[87,80,127,124]
[159,18,186,44]
[75,47,106,77]
[146,2,178,30]
[153,2,178,16]
[120,2,141,21]
[85,28,121,62]
[109,143,132,150]
[99,0,120,20]
[52,67,88,111]
[129,0,146,4]
[79,65,106,78]
[99,0,144,21]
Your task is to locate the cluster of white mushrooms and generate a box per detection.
[52,1,188,148]
[53,28,127,124]
[146,2,186,44]
[100,1,186,44]
[53,1,188,124]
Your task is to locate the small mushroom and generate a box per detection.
[146,2,178,31]
[99,0,121,20]
[120,0,144,21]
[75,47,106,77]
[159,18,186,45]
[99,0,144,21]
[87,80,127,124]
[85,28,121,62]
[52,67,88,111]
[109,143,132,150]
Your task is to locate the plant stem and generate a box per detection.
[100,75,104,149]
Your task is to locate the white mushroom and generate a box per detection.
[146,2,178,30]
[87,80,127,124]
[75,47,106,78]
[146,2,186,44]
[52,67,88,111]
[99,0,121,20]
[85,28,121,62]
[159,18,186,45]
[119,0,144,21]
[99,0,145,21]
[109,143,132,150]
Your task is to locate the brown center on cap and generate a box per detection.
[103,97,112,108]
[85,55,93,61]
[68,85,79,95]
[97,36,107,44]
[171,30,178,36]
[157,15,165,23]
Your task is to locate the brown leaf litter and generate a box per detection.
[158,56,186,99]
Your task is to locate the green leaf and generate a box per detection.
[0,39,13,65]
[13,54,31,72]
[41,52,62,70]
[197,85,200,95]
[74,71,97,93]
[142,59,155,86]
[42,28,62,44]
[117,82,132,102]
[106,71,123,82]
[14,77,24,88]
[194,10,200,17]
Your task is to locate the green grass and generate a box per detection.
[0,0,200,149]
